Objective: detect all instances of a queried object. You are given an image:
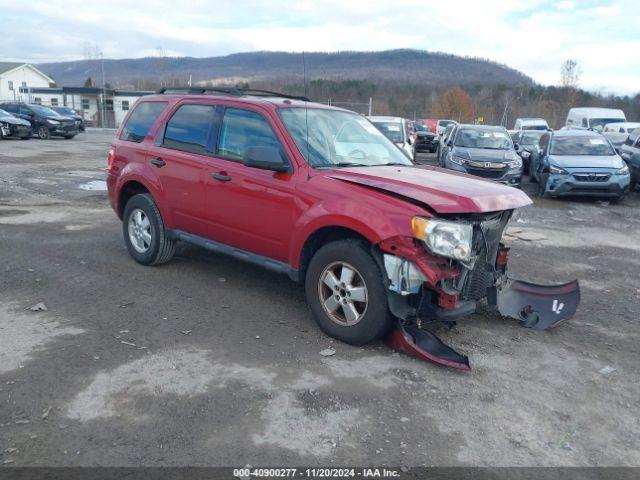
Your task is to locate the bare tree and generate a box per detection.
[560,59,580,115]
[560,59,580,89]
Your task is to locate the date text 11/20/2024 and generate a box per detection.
[233,467,402,478]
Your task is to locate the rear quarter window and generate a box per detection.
[120,101,168,143]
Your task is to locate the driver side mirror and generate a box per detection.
[244,146,291,173]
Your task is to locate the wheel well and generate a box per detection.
[118,181,150,218]
[298,226,371,282]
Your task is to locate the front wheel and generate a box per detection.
[305,239,393,345]
[37,126,50,139]
[122,193,176,266]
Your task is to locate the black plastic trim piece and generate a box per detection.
[166,229,299,282]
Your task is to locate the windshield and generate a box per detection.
[523,125,548,131]
[454,129,512,150]
[371,121,405,144]
[54,107,75,115]
[439,120,455,128]
[590,118,624,130]
[29,105,61,117]
[520,131,545,145]
[550,136,615,156]
[415,124,429,133]
[279,108,413,168]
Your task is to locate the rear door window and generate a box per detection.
[162,104,217,155]
[120,101,167,143]
[217,108,281,162]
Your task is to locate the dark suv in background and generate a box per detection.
[438,124,523,186]
[51,105,85,131]
[0,102,79,139]
[619,127,640,191]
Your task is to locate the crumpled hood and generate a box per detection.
[0,114,30,126]
[453,147,519,163]
[549,154,624,169]
[328,165,532,214]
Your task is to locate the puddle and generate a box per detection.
[79,180,107,191]
[0,303,85,375]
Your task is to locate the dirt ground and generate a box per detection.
[1,130,639,467]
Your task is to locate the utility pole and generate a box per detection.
[100,51,106,128]
[368,97,372,116]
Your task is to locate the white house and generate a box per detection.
[0,63,55,102]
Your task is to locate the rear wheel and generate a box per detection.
[305,239,393,345]
[122,193,176,266]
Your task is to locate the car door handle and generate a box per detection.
[211,172,232,182]
[150,158,166,167]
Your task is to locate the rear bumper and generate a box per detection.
[545,173,630,197]
[415,137,438,151]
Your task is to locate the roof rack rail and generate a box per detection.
[156,87,310,102]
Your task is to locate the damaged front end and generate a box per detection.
[376,210,580,370]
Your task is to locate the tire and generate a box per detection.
[305,239,393,345]
[122,193,176,266]
[630,180,638,192]
[37,126,50,139]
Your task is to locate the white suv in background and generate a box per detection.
[367,116,415,159]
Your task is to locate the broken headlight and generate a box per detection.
[411,217,473,262]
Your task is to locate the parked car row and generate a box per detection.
[0,102,82,140]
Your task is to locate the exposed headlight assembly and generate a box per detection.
[411,217,473,262]
[616,164,630,175]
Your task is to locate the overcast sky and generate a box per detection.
[1,0,638,94]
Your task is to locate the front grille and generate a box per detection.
[572,173,610,182]
[466,167,507,179]
[461,212,511,301]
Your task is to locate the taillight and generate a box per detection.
[106,146,117,173]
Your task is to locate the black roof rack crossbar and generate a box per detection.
[156,87,310,102]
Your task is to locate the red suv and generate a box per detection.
[107,88,580,368]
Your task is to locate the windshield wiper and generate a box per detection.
[379,162,411,166]
[313,162,371,169]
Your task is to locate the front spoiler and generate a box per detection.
[386,324,470,371]
[386,278,580,370]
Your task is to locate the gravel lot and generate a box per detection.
[1,130,639,467]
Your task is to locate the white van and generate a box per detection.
[565,107,626,132]
[513,117,549,131]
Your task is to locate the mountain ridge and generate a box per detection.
[36,49,534,89]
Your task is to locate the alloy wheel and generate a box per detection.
[127,209,152,253]
[318,261,368,326]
